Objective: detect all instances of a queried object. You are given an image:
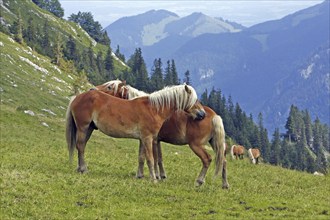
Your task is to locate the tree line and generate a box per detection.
[202,89,329,174]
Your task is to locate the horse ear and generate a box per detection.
[185,84,192,94]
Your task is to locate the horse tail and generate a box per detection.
[65,96,77,163]
[210,115,225,177]
[231,145,235,160]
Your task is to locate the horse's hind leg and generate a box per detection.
[152,140,160,179]
[76,126,93,173]
[189,144,212,186]
[222,159,229,189]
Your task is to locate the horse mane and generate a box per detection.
[149,85,198,112]
[124,85,149,99]
[100,80,122,94]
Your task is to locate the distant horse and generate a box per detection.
[248,148,261,164]
[66,84,205,182]
[230,145,245,160]
[95,80,229,188]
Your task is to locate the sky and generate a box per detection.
[59,0,324,28]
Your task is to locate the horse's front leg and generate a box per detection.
[136,140,145,178]
[142,137,157,182]
[152,139,160,179]
[156,141,167,179]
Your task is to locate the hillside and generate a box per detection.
[0,11,329,220]
[1,0,127,84]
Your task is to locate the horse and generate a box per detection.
[230,145,245,160]
[247,148,261,164]
[95,80,229,188]
[66,84,206,182]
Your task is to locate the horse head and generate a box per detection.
[95,79,126,97]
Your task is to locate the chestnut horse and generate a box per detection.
[230,145,245,160]
[95,80,229,188]
[248,148,261,164]
[66,84,205,181]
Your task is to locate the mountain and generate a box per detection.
[104,9,244,60]
[170,1,330,132]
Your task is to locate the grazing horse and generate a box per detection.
[248,148,261,164]
[95,80,229,188]
[66,84,205,182]
[230,145,245,160]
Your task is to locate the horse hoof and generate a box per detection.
[136,175,144,179]
[76,167,88,174]
[161,175,167,179]
[222,184,230,189]
[195,180,204,187]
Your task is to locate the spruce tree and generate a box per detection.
[184,70,191,85]
[150,58,164,91]
[104,48,114,80]
[12,11,24,44]
[164,60,173,86]
[53,33,63,65]
[170,59,180,85]
[64,35,78,61]
[270,128,281,165]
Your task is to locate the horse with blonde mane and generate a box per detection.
[248,148,261,164]
[66,84,205,182]
[230,145,245,160]
[95,80,229,188]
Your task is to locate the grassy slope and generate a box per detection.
[1,0,127,77]
[1,29,329,220]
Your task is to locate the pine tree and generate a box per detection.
[280,139,291,168]
[128,48,148,91]
[12,11,24,44]
[68,11,105,43]
[164,60,173,86]
[184,70,191,85]
[41,20,52,57]
[64,35,78,61]
[200,89,208,105]
[104,48,114,80]
[171,59,180,85]
[96,51,104,77]
[258,113,270,162]
[303,110,313,148]
[25,17,36,46]
[115,45,125,62]
[53,33,63,65]
[33,0,64,18]
[150,58,164,91]
[270,128,281,165]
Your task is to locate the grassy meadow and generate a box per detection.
[0,29,329,219]
[1,103,330,219]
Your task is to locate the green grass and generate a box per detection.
[1,105,329,219]
[1,26,329,220]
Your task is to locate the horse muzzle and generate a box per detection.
[195,110,206,120]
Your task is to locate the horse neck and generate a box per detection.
[126,86,149,99]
